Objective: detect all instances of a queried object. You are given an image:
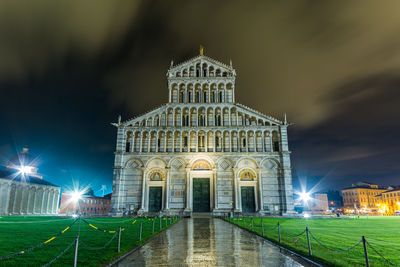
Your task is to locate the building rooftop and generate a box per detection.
[0,170,59,187]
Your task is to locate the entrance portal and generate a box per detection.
[193,178,210,212]
[241,186,255,213]
[148,186,162,212]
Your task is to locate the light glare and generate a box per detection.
[299,191,311,202]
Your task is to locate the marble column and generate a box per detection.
[165,169,170,210]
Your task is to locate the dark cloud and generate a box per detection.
[0,0,399,191]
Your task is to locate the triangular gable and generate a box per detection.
[234,103,283,125]
[168,55,233,73]
[118,104,168,127]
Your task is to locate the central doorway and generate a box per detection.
[241,186,255,213]
[148,186,162,212]
[193,178,210,212]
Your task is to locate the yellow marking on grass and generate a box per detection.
[44,237,56,244]
[61,226,70,233]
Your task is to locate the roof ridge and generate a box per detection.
[121,103,168,125]
[235,103,283,124]
[169,55,232,71]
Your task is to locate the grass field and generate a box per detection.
[0,215,180,266]
[225,216,400,266]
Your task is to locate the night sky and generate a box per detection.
[1,1,399,195]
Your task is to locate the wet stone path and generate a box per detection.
[116,217,305,266]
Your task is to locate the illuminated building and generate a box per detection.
[375,187,400,215]
[0,147,60,215]
[59,191,111,216]
[341,182,386,212]
[110,49,294,216]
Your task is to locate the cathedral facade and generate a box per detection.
[110,52,294,216]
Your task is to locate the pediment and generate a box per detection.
[168,55,234,78]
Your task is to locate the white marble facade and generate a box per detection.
[0,179,60,216]
[110,52,294,216]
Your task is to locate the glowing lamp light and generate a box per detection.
[18,165,33,175]
[299,191,311,202]
[72,214,78,218]
[70,191,83,203]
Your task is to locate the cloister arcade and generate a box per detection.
[131,107,277,128]
[169,82,234,103]
[125,130,280,154]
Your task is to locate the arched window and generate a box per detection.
[125,132,132,152]
[183,115,189,126]
[215,115,221,126]
[212,92,216,103]
[196,69,200,77]
[184,136,188,147]
[219,91,223,102]
[199,115,205,126]
[156,118,160,126]
[215,136,220,148]
[203,91,207,103]
[188,91,192,103]
[242,138,246,148]
[180,91,184,103]
[203,69,207,77]
[196,91,201,103]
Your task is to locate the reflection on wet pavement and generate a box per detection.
[116,217,304,266]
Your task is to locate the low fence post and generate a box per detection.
[139,221,143,241]
[261,217,264,236]
[73,235,79,267]
[278,222,281,244]
[306,227,312,256]
[117,226,121,253]
[251,218,254,231]
[152,218,155,234]
[362,236,370,267]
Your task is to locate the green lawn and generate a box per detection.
[225,216,400,266]
[0,215,181,266]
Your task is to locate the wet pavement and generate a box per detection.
[116,217,305,266]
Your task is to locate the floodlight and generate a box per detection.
[299,191,311,202]
[70,191,83,203]
[303,213,310,218]
[18,165,33,175]
[72,214,78,218]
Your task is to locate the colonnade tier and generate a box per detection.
[128,106,278,128]
[0,181,60,215]
[123,129,281,153]
[169,82,234,103]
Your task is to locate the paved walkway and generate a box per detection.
[116,217,305,266]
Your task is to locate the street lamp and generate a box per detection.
[299,191,311,202]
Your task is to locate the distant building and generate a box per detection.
[375,187,400,215]
[59,191,111,216]
[311,193,329,212]
[0,147,60,216]
[341,182,386,211]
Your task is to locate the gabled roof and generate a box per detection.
[168,54,233,72]
[114,102,284,127]
[0,170,59,187]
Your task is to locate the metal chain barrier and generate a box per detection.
[41,238,76,267]
[366,239,397,267]
[84,217,136,224]
[0,219,78,260]
[81,218,136,233]
[79,232,118,251]
[309,231,362,252]
[279,225,306,237]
